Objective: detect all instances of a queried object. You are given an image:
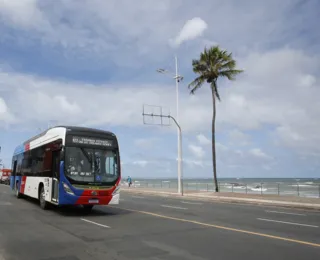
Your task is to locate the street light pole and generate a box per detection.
[175,55,179,123]
[174,55,182,195]
[157,56,184,195]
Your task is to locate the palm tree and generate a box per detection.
[188,45,243,192]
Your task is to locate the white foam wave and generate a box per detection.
[290,184,316,187]
[250,187,268,192]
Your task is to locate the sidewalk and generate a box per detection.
[121,186,320,210]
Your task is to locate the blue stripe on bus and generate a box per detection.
[10,176,22,190]
[58,161,82,205]
[13,144,25,156]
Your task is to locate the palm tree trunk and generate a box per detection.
[211,86,219,192]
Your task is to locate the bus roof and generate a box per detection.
[14,126,116,156]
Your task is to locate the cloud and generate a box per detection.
[216,144,274,169]
[0,67,210,132]
[170,17,208,47]
[249,148,271,160]
[0,0,45,29]
[0,97,15,125]
[132,160,148,167]
[184,159,208,168]
[0,0,319,71]
[196,133,211,145]
[188,144,205,158]
[1,44,320,160]
[0,0,320,178]
[228,129,251,146]
[134,138,158,149]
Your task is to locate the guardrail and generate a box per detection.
[125,181,320,198]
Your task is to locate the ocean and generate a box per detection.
[123,178,320,198]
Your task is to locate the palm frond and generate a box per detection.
[219,59,236,70]
[192,59,208,74]
[189,44,243,95]
[219,69,244,80]
[188,75,206,95]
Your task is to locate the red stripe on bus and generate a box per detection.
[81,189,113,196]
[25,143,30,151]
[20,176,27,194]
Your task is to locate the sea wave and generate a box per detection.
[250,187,268,192]
[290,184,316,187]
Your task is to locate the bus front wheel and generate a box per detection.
[39,186,49,210]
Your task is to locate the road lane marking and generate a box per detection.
[181,201,203,205]
[81,218,110,228]
[161,205,188,210]
[108,206,320,248]
[132,196,145,199]
[265,210,306,216]
[257,218,318,228]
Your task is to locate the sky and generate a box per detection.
[0,0,319,179]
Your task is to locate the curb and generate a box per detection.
[121,188,320,211]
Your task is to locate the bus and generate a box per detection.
[10,126,121,211]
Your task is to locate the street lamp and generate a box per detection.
[157,55,184,195]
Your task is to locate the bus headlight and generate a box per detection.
[62,182,75,195]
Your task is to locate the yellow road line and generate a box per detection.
[108,206,320,248]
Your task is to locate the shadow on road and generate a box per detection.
[18,195,132,217]
[54,205,133,217]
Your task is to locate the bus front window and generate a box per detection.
[65,147,118,185]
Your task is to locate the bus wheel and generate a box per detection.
[39,186,49,210]
[15,182,22,198]
[83,205,94,213]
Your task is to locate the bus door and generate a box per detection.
[51,151,60,202]
[11,160,17,189]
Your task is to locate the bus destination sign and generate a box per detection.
[71,136,113,147]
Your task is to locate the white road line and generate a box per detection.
[181,201,203,205]
[161,205,188,210]
[81,218,110,228]
[132,196,145,199]
[265,210,306,216]
[257,218,318,228]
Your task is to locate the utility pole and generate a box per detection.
[157,56,184,195]
[142,104,183,196]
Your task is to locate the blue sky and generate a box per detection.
[0,0,319,179]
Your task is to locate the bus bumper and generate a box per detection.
[109,193,120,204]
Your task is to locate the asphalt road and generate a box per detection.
[0,184,319,260]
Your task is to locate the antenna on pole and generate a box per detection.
[142,104,183,196]
[142,104,171,126]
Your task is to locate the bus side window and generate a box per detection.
[105,155,115,175]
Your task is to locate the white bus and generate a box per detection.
[10,126,121,212]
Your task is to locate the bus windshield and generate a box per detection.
[64,146,118,185]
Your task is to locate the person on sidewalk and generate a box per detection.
[127,176,132,187]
